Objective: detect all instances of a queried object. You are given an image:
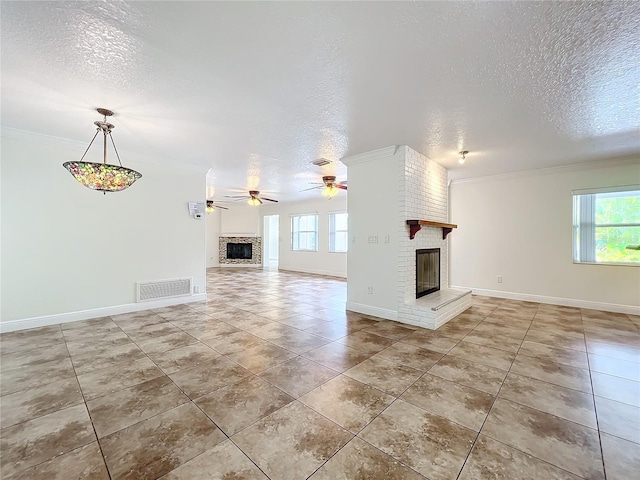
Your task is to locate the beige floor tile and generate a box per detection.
[147,342,220,374]
[76,357,164,400]
[267,330,331,354]
[303,321,355,340]
[0,356,76,396]
[70,341,146,375]
[448,341,516,370]
[524,330,587,352]
[600,432,640,480]
[300,375,394,433]
[401,373,494,431]
[168,357,252,398]
[302,342,373,372]
[586,340,640,364]
[594,396,640,444]
[361,321,416,340]
[518,340,589,369]
[195,375,293,435]
[462,330,522,353]
[458,435,582,480]
[201,330,265,355]
[227,342,298,373]
[0,341,70,373]
[0,377,83,429]
[343,356,422,396]
[0,404,96,478]
[258,356,339,397]
[372,342,443,371]
[181,320,241,341]
[482,398,604,479]
[359,399,476,480]
[428,355,507,395]
[510,354,592,393]
[100,403,225,480]
[125,322,182,342]
[135,332,200,356]
[86,376,189,438]
[399,330,460,353]
[434,320,475,339]
[160,439,268,479]
[591,371,640,407]
[337,331,394,354]
[5,442,110,480]
[499,372,597,428]
[247,322,301,340]
[309,437,425,480]
[232,401,353,480]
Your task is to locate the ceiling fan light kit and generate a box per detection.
[62,108,142,194]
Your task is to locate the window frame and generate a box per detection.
[572,185,640,266]
[290,213,319,252]
[329,211,348,253]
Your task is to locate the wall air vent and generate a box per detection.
[311,158,332,167]
[136,278,192,302]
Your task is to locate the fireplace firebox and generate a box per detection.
[416,248,440,298]
[227,243,252,260]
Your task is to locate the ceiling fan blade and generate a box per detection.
[262,197,279,202]
[224,195,249,198]
[258,197,263,205]
[337,184,348,190]
[300,186,322,192]
[214,205,229,210]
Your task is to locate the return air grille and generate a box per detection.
[136,278,192,302]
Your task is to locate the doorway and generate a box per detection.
[263,215,279,269]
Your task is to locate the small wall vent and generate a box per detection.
[136,278,192,302]
[311,158,331,166]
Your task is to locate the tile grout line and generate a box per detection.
[453,301,537,480]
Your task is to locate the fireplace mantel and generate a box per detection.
[407,220,457,240]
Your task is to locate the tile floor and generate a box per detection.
[1,268,639,479]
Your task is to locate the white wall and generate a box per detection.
[220,205,260,235]
[261,196,348,277]
[205,209,221,267]
[449,159,640,312]
[1,135,207,325]
[343,147,401,317]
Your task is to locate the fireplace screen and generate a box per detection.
[416,248,440,298]
[227,243,252,259]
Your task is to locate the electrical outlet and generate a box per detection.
[384,235,390,243]
[367,286,374,294]
[368,235,378,244]
[497,276,503,283]
[352,235,356,244]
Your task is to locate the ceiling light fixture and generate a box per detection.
[247,196,261,206]
[206,201,215,213]
[459,150,469,165]
[63,108,142,194]
[321,184,339,198]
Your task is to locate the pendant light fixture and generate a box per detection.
[63,108,142,194]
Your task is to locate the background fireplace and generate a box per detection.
[227,243,252,259]
[416,248,440,298]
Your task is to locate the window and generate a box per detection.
[573,186,640,265]
[291,214,318,251]
[329,212,348,252]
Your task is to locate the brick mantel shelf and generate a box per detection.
[407,220,458,240]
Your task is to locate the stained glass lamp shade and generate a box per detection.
[63,108,142,193]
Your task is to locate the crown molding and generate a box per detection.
[340,145,401,166]
[450,155,640,185]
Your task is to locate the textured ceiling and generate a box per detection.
[2,1,639,202]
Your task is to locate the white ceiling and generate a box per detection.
[2,1,639,202]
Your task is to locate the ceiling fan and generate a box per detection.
[301,176,347,198]
[206,200,229,213]
[224,190,279,206]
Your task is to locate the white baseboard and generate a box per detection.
[346,302,398,321]
[451,286,640,316]
[279,267,347,279]
[0,294,208,333]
